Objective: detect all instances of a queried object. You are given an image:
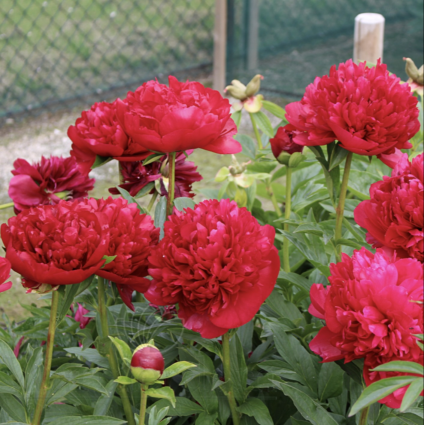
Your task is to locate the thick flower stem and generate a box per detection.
[335,152,353,261]
[359,406,370,425]
[222,332,241,425]
[0,201,14,210]
[166,152,177,217]
[139,383,149,425]
[282,166,292,272]
[98,277,136,425]
[32,290,60,425]
[249,113,263,150]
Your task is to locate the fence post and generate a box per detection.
[247,0,259,70]
[353,13,385,64]
[213,0,227,92]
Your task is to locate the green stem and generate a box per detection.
[266,179,282,218]
[222,332,241,425]
[249,113,263,150]
[32,290,60,425]
[166,152,177,217]
[147,191,158,212]
[282,166,292,272]
[98,277,136,425]
[139,383,148,425]
[334,152,353,261]
[0,201,14,210]
[359,406,369,425]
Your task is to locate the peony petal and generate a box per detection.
[309,327,345,362]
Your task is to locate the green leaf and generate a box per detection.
[349,376,417,416]
[135,181,156,198]
[174,197,195,211]
[93,380,119,415]
[64,347,109,368]
[154,196,167,239]
[230,334,248,404]
[24,346,44,415]
[400,378,424,412]
[347,170,380,200]
[0,371,23,399]
[92,155,112,169]
[238,398,273,425]
[161,361,197,380]
[0,339,24,388]
[247,161,277,174]
[143,153,165,165]
[150,397,205,416]
[0,393,26,422]
[278,271,311,292]
[114,376,137,385]
[318,362,344,401]
[195,412,218,425]
[372,360,424,375]
[102,255,117,265]
[334,238,366,250]
[232,110,242,128]
[47,416,127,425]
[149,405,171,425]
[187,375,218,414]
[109,336,132,367]
[116,186,139,206]
[146,386,176,408]
[262,100,286,120]
[235,134,257,160]
[252,111,275,137]
[271,380,338,425]
[328,144,349,171]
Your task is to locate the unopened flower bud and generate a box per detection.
[404,57,423,85]
[270,125,304,166]
[131,343,165,385]
[245,74,264,98]
[231,79,247,91]
[225,85,248,100]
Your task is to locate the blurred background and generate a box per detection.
[0,0,423,320]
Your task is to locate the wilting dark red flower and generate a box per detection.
[77,197,159,310]
[0,257,12,293]
[117,76,240,154]
[8,156,94,213]
[270,124,304,159]
[309,248,423,364]
[146,199,280,338]
[1,200,109,292]
[285,60,420,157]
[68,101,150,174]
[354,153,423,262]
[109,151,202,198]
[74,303,92,329]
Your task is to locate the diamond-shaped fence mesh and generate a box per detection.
[0,0,215,119]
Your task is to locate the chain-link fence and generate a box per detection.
[227,0,423,101]
[0,0,215,119]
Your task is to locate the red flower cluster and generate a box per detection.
[109,151,202,198]
[286,60,420,157]
[355,153,423,262]
[146,199,280,338]
[9,156,94,213]
[309,248,423,408]
[0,257,12,293]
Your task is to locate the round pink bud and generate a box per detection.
[131,344,165,385]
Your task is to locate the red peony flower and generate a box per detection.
[270,124,304,159]
[1,200,110,292]
[109,151,202,198]
[378,148,404,169]
[145,199,280,338]
[354,153,423,262]
[116,76,240,154]
[9,156,94,213]
[309,248,423,364]
[285,60,420,157]
[77,197,159,310]
[0,257,12,293]
[74,303,92,329]
[68,101,150,174]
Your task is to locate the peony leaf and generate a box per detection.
[231,110,242,128]
[334,238,367,250]
[174,197,195,212]
[261,100,287,120]
[93,380,119,415]
[161,361,197,380]
[114,376,137,386]
[237,398,273,425]
[102,255,117,266]
[400,378,424,412]
[252,111,275,137]
[328,143,349,171]
[143,153,165,166]
[0,340,24,389]
[230,334,248,404]
[154,196,167,239]
[318,362,344,401]
[135,181,155,198]
[47,416,126,425]
[372,360,424,375]
[92,155,112,169]
[278,271,311,292]
[145,387,176,408]
[109,336,132,367]
[235,134,257,160]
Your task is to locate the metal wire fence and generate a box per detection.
[0,0,215,119]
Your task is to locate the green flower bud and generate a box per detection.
[245,74,264,98]
[224,85,248,100]
[404,57,423,85]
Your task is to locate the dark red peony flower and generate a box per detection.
[270,124,304,159]
[77,197,159,310]
[0,257,12,293]
[8,156,94,213]
[354,153,423,262]
[116,76,240,154]
[109,151,202,198]
[285,60,420,157]
[145,199,280,338]
[1,200,109,292]
[68,101,150,174]
[309,248,423,364]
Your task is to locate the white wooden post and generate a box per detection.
[213,0,227,92]
[247,0,259,70]
[354,13,385,64]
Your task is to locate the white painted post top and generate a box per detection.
[354,13,385,65]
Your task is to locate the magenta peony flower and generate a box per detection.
[8,156,94,213]
[109,151,202,198]
[145,199,280,338]
[116,76,240,154]
[270,124,304,160]
[354,153,423,262]
[0,257,12,293]
[74,303,92,329]
[285,60,420,157]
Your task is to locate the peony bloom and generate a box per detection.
[146,199,280,338]
[74,303,92,329]
[131,343,165,385]
[354,153,423,262]
[285,60,420,157]
[1,200,110,292]
[68,101,150,174]
[270,124,304,165]
[116,76,240,154]
[77,197,159,310]
[0,257,12,293]
[309,248,423,364]
[9,156,94,213]
[109,151,202,198]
